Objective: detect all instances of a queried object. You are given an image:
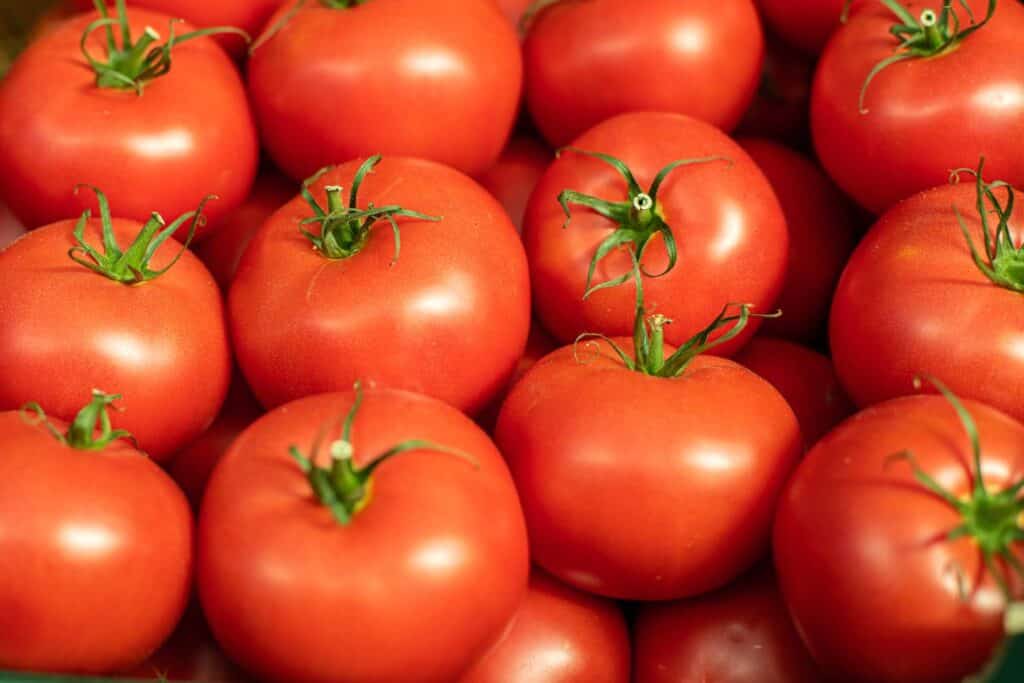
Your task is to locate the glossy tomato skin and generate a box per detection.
[739,139,858,343]
[229,157,531,414]
[0,411,192,674]
[734,338,854,449]
[496,338,801,600]
[248,0,521,180]
[757,0,844,55]
[0,218,231,461]
[0,9,258,236]
[476,135,551,234]
[830,183,1024,424]
[523,0,763,147]
[633,568,819,683]
[199,389,530,683]
[524,112,787,354]
[774,395,1024,683]
[460,571,630,683]
[812,0,1024,214]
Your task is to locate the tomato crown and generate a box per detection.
[556,148,731,299]
[288,383,478,525]
[298,156,441,263]
[21,390,138,452]
[952,158,1024,293]
[82,0,249,94]
[69,186,214,284]
[251,0,371,53]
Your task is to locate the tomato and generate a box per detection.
[199,386,529,683]
[756,0,845,55]
[739,138,859,343]
[734,337,854,449]
[230,156,531,415]
[0,201,24,250]
[476,322,557,434]
[812,0,1024,214]
[0,7,257,237]
[195,168,294,289]
[830,172,1024,424]
[247,0,521,180]
[774,390,1024,683]
[0,193,231,460]
[494,0,531,26]
[460,571,630,683]
[633,568,819,683]
[0,393,192,674]
[735,34,814,147]
[524,112,787,354]
[522,0,763,147]
[476,135,551,234]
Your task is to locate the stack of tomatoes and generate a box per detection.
[1,0,1023,682]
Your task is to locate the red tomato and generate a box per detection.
[735,34,814,147]
[0,199,231,460]
[476,135,551,234]
[812,0,1024,214]
[199,387,529,683]
[633,568,819,683]
[739,138,859,343]
[522,0,763,147]
[0,393,192,674]
[524,112,787,354]
[247,0,521,180]
[830,176,1024,424]
[0,8,258,236]
[0,201,24,250]
[476,322,558,434]
[734,337,854,448]
[774,392,1024,683]
[195,168,294,289]
[460,571,630,683]
[230,156,531,415]
[757,0,845,55]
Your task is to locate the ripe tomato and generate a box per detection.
[633,568,820,683]
[230,156,531,415]
[522,0,763,147]
[460,571,630,683]
[0,393,192,674]
[739,138,859,343]
[830,173,1024,424]
[774,391,1024,683]
[248,0,521,180]
[199,387,529,683]
[735,34,814,147]
[0,7,258,237]
[524,112,787,354]
[734,337,854,449]
[476,322,557,434]
[812,0,1024,213]
[757,0,844,55]
[476,135,551,234]
[0,195,231,460]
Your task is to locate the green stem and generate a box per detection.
[21,390,136,452]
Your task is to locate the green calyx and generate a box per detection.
[850,0,996,113]
[889,377,1024,599]
[556,148,730,298]
[83,0,250,94]
[69,186,215,285]
[288,382,477,525]
[952,158,1024,292]
[299,156,441,263]
[22,390,136,452]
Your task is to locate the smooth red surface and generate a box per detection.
[812,0,1024,214]
[229,157,531,415]
[496,338,801,600]
[739,138,858,343]
[523,0,762,147]
[524,112,787,354]
[757,0,844,55]
[460,571,630,683]
[0,411,192,674]
[476,135,551,234]
[735,34,814,146]
[0,218,231,460]
[477,322,557,434]
[774,395,1024,683]
[830,182,1024,424]
[248,0,521,180]
[0,9,258,235]
[633,569,819,683]
[199,389,529,683]
[734,337,854,449]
